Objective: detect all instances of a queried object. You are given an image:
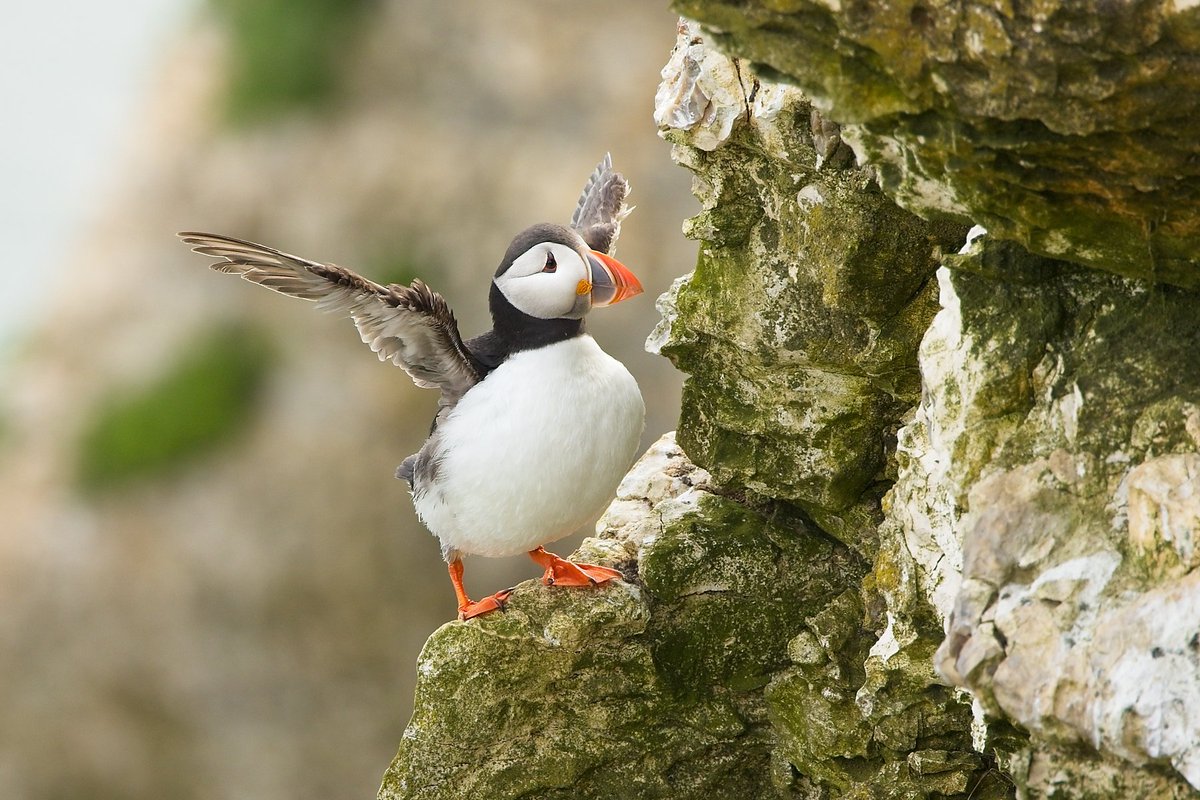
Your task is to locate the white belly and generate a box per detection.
[413,335,644,558]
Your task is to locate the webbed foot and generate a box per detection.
[457,588,514,620]
[528,546,623,587]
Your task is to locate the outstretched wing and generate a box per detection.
[179,232,481,404]
[569,153,632,255]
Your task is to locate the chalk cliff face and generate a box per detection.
[385,9,1200,800]
[913,240,1200,797]
[660,2,1200,795]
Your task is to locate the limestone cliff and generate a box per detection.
[384,9,1200,800]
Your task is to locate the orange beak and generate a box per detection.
[587,250,643,307]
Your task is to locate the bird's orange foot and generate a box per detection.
[542,560,623,587]
[528,547,623,587]
[457,588,514,621]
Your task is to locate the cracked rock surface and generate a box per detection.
[904,237,1200,796]
[674,0,1200,287]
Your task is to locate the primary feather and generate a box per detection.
[569,153,632,255]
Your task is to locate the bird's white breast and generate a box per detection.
[413,335,644,558]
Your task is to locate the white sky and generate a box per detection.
[0,0,191,347]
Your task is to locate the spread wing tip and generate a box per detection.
[177,231,264,265]
[570,153,632,254]
[177,230,232,249]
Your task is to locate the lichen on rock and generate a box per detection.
[673,0,1200,287]
[651,20,965,552]
[895,234,1200,796]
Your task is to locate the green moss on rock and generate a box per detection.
[655,82,963,552]
[765,576,996,798]
[673,0,1200,286]
[641,496,858,699]
[77,322,274,491]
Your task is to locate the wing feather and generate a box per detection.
[179,232,480,403]
[569,153,633,255]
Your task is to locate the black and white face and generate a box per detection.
[493,239,595,320]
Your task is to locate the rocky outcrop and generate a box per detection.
[649,20,965,549]
[387,6,1200,799]
[674,0,1200,288]
[382,21,1000,800]
[656,2,1200,797]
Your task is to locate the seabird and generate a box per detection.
[180,154,645,619]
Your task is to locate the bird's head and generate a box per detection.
[492,223,641,323]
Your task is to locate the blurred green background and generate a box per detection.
[0,3,693,798]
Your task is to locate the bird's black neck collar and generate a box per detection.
[488,282,585,353]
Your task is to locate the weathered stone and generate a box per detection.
[650,19,965,551]
[766,581,990,799]
[673,0,1200,287]
[644,23,998,799]
[887,233,1200,796]
[1127,452,1200,572]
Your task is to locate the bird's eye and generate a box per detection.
[542,251,557,273]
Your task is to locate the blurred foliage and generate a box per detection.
[78,323,275,491]
[211,0,374,125]
[365,243,440,289]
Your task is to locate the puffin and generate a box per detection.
[180,154,646,620]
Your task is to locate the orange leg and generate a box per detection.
[527,546,623,587]
[448,559,513,620]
